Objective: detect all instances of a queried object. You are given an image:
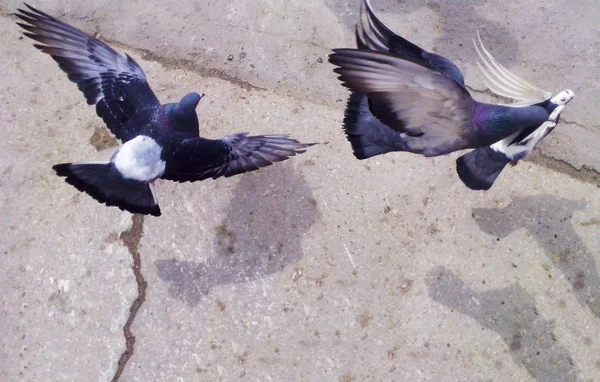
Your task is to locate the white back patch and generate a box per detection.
[114,135,166,182]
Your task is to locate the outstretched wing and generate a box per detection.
[162,133,314,183]
[329,49,474,144]
[474,31,551,106]
[356,0,465,85]
[16,4,160,141]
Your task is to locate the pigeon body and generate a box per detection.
[17,4,314,216]
[330,0,573,169]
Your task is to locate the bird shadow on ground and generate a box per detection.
[425,195,598,381]
[326,0,520,65]
[155,163,318,307]
[472,195,600,319]
[425,267,577,382]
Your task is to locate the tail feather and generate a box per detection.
[343,92,406,159]
[456,147,511,191]
[53,162,161,216]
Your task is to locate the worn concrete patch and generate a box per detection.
[89,125,118,151]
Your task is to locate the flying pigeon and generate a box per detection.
[16,4,314,216]
[329,0,574,177]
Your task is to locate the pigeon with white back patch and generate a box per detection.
[329,0,573,189]
[17,4,314,216]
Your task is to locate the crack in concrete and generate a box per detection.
[100,37,267,93]
[529,150,600,186]
[112,214,147,382]
[138,48,268,92]
[98,37,346,110]
[561,118,595,133]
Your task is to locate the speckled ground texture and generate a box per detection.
[1,0,599,381]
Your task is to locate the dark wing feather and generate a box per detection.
[357,0,424,61]
[162,134,314,183]
[356,0,465,85]
[329,49,474,146]
[342,92,408,159]
[16,4,160,141]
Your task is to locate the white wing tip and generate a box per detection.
[473,31,551,106]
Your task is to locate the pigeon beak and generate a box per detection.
[192,93,204,108]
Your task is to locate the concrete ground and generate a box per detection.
[1,0,599,381]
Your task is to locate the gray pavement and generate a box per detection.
[1,0,599,381]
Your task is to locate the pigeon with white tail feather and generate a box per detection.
[329,0,574,189]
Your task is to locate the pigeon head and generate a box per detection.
[168,92,204,131]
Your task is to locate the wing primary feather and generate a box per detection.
[17,4,160,141]
[474,31,550,105]
[474,39,536,98]
[476,31,547,94]
[163,135,315,183]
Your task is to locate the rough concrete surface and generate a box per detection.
[0,0,598,381]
